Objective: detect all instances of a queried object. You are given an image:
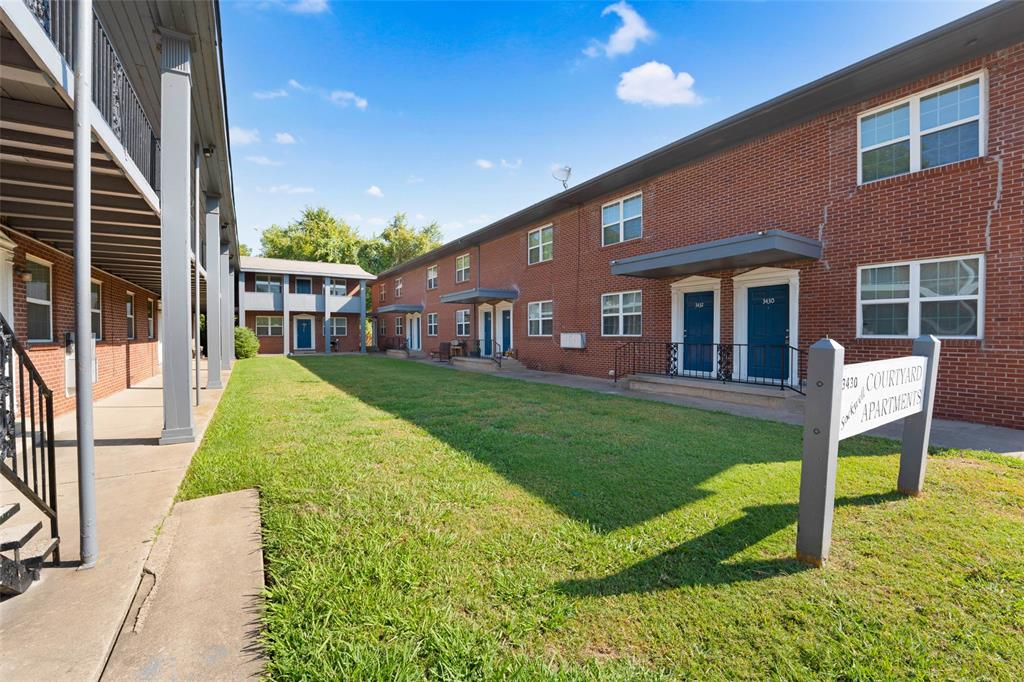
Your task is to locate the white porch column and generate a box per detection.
[237,272,246,339]
[282,274,291,355]
[324,277,332,354]
[221,248,232,368]
[204,195,223,388]
[359,279,367,353]
[158,28,195,445]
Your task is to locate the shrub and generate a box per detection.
[234,326,260,359]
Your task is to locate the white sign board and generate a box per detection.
[838,356,927,439]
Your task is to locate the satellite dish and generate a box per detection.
[552,165,572,190]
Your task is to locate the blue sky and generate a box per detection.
[223,0,992,252]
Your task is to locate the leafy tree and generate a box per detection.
[238,243,252,256]
[260,207,362,264]
[361,212,443,273]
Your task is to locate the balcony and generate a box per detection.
[240,290,363,315]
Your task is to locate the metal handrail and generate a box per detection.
[24,0,160,189]
[491,340,501,368]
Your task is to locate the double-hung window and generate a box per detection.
[379,286,385,303]
[378,318,386,339]
[256,316,283,336]
[395,277,403,298]
[147,300,155,338]
[126,293,136,340]
[426,265,438,290]
[395,316,404,336]
[427,312,438,336]
[329,317,348,336]
[602,193,642,246]
[295,277,313,294]
[91,281,103,341]
[25,258,52,342]
[527,301,553,337]
[255,275,282,294]
[327,280,347,296]
[455,309,470,337]
[858,255,983,339]
[455,254,470,283]
[859,73,984,184]
[528,225,553,264]
[601,291,642,336]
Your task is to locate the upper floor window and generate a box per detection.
[426,265,438,290]
[256,315,283,336]
[456,309,470,336]
[859,73,984,184]
[91,281,103,341]
[527,301,553,337]
[427,312,438,336]
[126,293,136,340]
[255,275,282,294]
[379,285,385,303]
[455,254,470,283]
[25,258,52,342]
[601,291,642,336]
[147,300,155,338]
[327,280,347,296]
[295,277,313,294]
[602,193,642,246]
[395,277,403,298]
[528,225,553,265]
[858,255,983,339]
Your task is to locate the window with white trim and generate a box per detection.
[601,291,642,336]
[327,280,347,296]
[378,318,386,339]
[395,277,403,298]
[379,285,385,303]
[859,74,984,184]
[426,265,438,290]
[91,281,103,341]
[858,255,983,338]
[255,316,283,336]
[329,317,348,336]
[147,299,155,338]
[455,309,470,337]
[427,312,438,336]
[395,316,404,336]
[255,275,282,294]
[126,293,136,340]
[455,254,470,283]
[602,193,642,246]
[528,225,553,264]
[25,258,52,342]
[527,301,553,337]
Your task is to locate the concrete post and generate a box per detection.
[282,274,290,355]
[158,28,195,445]
[898,335,941,495]
[221,248,232,369]
[73,0,98,567]
[796,338,844,567]
[204,196,222,388]
[324,277,332,354]
[359,280,367,353]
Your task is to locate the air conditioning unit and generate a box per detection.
[560,332,586,349]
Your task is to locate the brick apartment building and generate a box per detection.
[372,3,1024,429]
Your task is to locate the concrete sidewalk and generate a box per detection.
[0,364,231,681]
[409,357,1024,458]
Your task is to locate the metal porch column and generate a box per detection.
[221,247,232,369]
[204,196,223,388]
[359,279,367,353]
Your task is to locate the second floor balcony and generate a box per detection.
[241,289,364,315]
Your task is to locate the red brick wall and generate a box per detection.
[7,231,160,417]
[243,310,364,354]
[373,46,1024,429]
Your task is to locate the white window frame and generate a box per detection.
[455,309,470,337]
[294,276,313,294]
[255,274,282,294]
[147,299,155,338]
[379,285,386,303]
[426,265,438,290]
[455,254,470,283]
[327,280,347,296]
[126,292,135,340]
[426,312,438,336]
[601,191,643,247]
[378,318,386,339]
[856,254,984,340]
[25,256,53,342]
[395,316,404,336]
[601,290,643,337]
[255,315,283,337]
[857,71,987,186]
[527,300,553,337]
[329,317,348,337]
[527,224,554,265]
[90,279,103,341]
[395,277,403,298]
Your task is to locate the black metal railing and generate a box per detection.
[378,336,407,351]
[491,341,502,368]
[1,313,60,563]
[613,340,806,394]
[24,0,160,189]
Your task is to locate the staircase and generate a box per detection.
[1,313,60,597]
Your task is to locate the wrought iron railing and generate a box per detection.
[24,0,160,189]
[491,341,502,368]
[378,336,407,351]
[613,340,806,395]
[0,313,60,563]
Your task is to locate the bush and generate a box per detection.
[234,326,260,359]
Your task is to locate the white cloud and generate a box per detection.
[268,184,314,194]
[407,175,424,184]
[584,1,655,58]
[330,90,368,110]
[616,61,702,107]
[274,132,297,144]
[365,185,384,198]
[414,213,426,220]
[475,159,495,169]
[253,88,288,100]
[288,78,310,92]
[230,127,261,145]
[468,214,492,226]
[288,0,329,14]
[500,158,522,171]
[246,155,283,166]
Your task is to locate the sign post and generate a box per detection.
[796,335,941,566]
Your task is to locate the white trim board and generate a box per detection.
[732,267,800,386]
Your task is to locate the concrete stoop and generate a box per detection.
[627,374,804,412]
[385,349,409,359]
[451,356,524,372]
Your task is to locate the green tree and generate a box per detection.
[238,243,252,256]
[361,212,443,273]
[259,207,362,264]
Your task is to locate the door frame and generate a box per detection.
[496,302,513,354]
[292,314,315,351]
[406,312,422,351]
[732,267,799,385]
[671,276,720,376]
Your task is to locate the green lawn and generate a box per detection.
[180,356,1024,680]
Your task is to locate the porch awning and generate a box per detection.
[439,288,518,304]
[374,304,423,314]
[610,230,822,279]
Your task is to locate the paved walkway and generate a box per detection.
[410,357,1024,458]
[0,363,234,681]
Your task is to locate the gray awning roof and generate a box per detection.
[375,304,423,314]
[610,230,822,279]
[439,288,518,304]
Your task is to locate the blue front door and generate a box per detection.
[482,311,493,356]
[501,310,512,353]
[747,284,789,380]
[296,318,313,350]
[682,291,714,373]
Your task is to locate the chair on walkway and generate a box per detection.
[430,342,451,363]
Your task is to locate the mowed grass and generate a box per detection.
[179,356,1024,680]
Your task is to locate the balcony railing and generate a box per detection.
[25,0,160,189]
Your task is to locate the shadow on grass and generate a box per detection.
[297,356,897,536]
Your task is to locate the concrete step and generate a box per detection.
[627,373,804,412]
[452,356,501,372]
[497,357,524,369]
[0,521,41,552]
[385,349,409,359]
[0,503,20,525]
